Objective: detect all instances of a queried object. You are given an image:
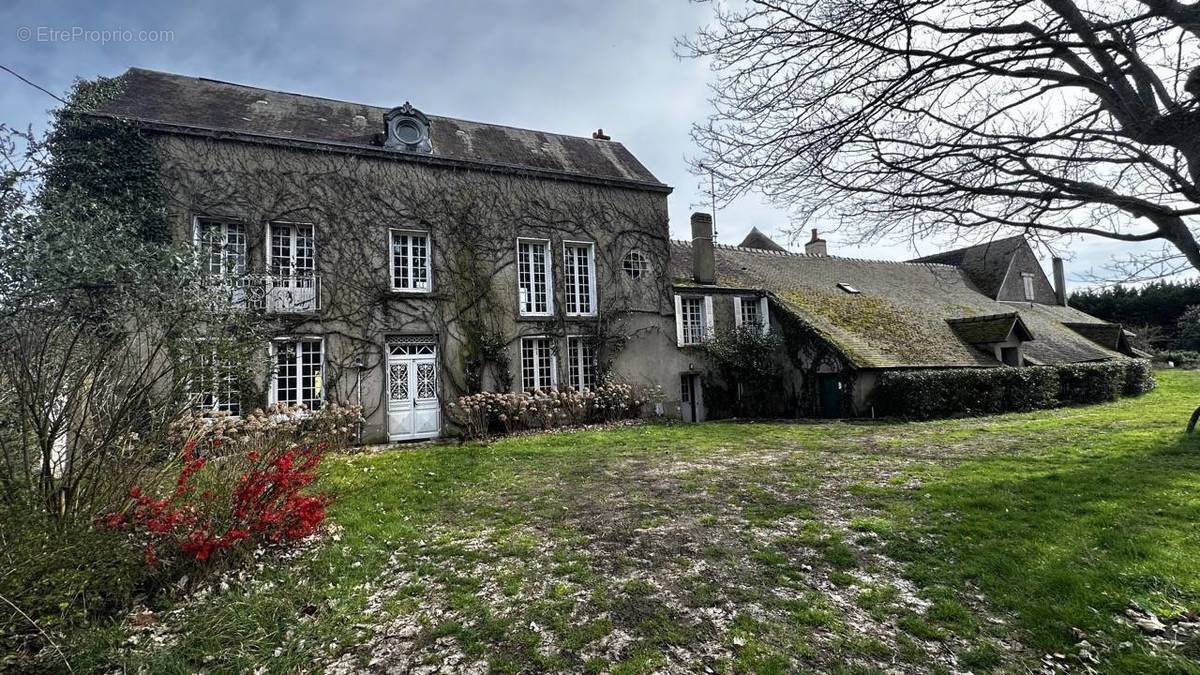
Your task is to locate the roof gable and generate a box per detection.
[737,227,787,252]
[910,235,1026,298]
[947,313,1034,344]
[93,68,667,190]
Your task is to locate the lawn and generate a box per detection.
[71,370,1200,674]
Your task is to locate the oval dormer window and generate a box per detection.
[384,103,432,153]
[394,119,423,145]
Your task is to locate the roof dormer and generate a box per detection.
[384,102,432,153]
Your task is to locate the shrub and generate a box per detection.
[874,360,1155,420]
[0,512,141,659]
[874,366,1059,420]
[702,324,786,418]
[1152,350,1200,369]
[1178,305,1200,351]
[170,402,362,456]
[1122,359,1156,396]
[448,380,663,439]
[1056,362,1126,405]
[101,438,331,575]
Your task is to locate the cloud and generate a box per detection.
[0,0,1188,285]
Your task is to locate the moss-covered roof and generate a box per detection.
[946,313,1033,344]
[670,240,1125,369]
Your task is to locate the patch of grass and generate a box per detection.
[849,515,896,535]
[855,583,902,619]
[49,371,1200,675]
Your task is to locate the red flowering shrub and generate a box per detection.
[101,439,332,569]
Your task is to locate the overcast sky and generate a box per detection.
[0,0,1179,287]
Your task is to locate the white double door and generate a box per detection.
[387,340,440,441]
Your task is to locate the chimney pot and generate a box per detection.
[690,212,716,285]
[592,128,611,140]
[805,229,828,256]
[1052,257,1068,306]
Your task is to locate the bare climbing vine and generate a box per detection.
[148,132,675,427]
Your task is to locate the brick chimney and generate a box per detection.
[805,228,828,256]
[691,212,716,285]
[1052,257,1068,306]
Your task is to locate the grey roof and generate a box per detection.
[1061,321,1138,357]
[670,240,1124,369]
[92,68,668,191]
[946,313,1033,344]
[737,227,788,252]
[909,235,1025,298]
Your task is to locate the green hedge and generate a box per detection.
[1152,350,1200,369]
[874,360,1154,420]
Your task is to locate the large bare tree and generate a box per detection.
[682,0,1200,279]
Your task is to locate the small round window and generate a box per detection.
[394,119,423,144]
[623,250,650,278]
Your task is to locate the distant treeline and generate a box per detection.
[1070,279,1200,350]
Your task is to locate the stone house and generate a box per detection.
[670,214,1142,419]
[94,68,691,442]
[92,68,1140,437]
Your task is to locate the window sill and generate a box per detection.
[390,288,433,295]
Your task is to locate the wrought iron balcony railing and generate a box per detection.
[202,273,320,314]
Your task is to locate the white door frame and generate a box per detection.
[386,336,441,441]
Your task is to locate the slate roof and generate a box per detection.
[946,313,1033,344]
[1062,322,1124,350]
[670,241,1124,369]
[737,227,788,252]
[91,68,668,191]
[909,235,1025,298]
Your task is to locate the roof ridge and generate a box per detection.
[910,234,1027,262]
[946,312,1020,323]
[124,67,626,148]
[672,239,960,268]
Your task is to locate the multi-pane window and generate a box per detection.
[678,296,708,345]
[391,230,431,292]
[190,345,240,416]
[520,337,556,391]
[272,339,324,410]
[739,297,760,329]
[566,336,597,390]
[563,242,597,316]
[270,223,316,281]
[196,218,247,277]
[623,250,649,279]
[518,239,553,316]
[734,296,770,335]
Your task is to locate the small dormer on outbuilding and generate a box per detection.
[384,102,433,153]
[946,312,1035,366]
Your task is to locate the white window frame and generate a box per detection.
[733,296,770,334]
[565,336,598,390]
[193,217,247,277]
[268,220,317,281]
[1021,272,1035,301]
[389,229,433,293]
[674,294,713,346]
[563,241,598,317]
[269,337,326,410]
[622,250,650,279]
[188,341,241,417]
[520,336,557,391]
[517,238,554,317]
